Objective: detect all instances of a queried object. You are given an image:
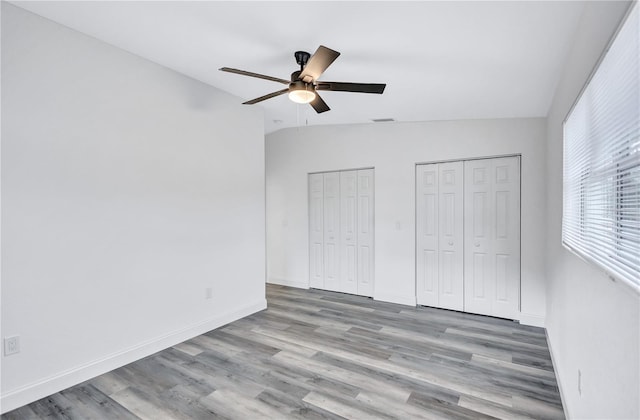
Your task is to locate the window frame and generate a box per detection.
[562,2,639,293]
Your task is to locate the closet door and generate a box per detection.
[323,172,341,292]
[464,157,520,319]
[357,169,374,297]
[309,169,375,297]
[438,162,464,310]
[340,171,358,294]
[309,173,324,288]
[464,159,493,315]
[416,163,463,310]
[491,157,521,319]
[416,164,439,306]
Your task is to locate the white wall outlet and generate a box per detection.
[205,287,213,300]
[4,336,20,356]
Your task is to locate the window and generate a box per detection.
[563,3,639,291]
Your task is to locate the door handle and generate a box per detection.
[475,243,480,247]
[448,242,453,246]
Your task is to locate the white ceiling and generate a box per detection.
[11,1,586,134]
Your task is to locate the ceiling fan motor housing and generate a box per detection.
[290,70,315,101]
[291,70,302,82]
[289,79,315,92]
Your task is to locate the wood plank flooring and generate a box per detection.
[2,285,564,419]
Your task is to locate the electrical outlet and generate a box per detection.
[205,287,213,300]
[4,336,20,356]
[578,369,582,396]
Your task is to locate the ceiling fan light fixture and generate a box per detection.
[289,90,316,104]
[288,81,316,104]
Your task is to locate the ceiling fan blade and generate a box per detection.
[309,93,330,113]
[317,81,386,94]
[299,46,340,83]
[219,67,290,85]
[243,88,290,105]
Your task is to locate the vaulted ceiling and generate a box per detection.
[12,1,586,133]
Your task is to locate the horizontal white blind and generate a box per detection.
[563,3,640,291]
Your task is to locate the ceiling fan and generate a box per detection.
[219,45,386,113]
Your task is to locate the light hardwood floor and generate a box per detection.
[2,284,564,419]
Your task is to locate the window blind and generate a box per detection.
[563,3,639,291]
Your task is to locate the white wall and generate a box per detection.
[266,118,547,325]
[545,1,639,418]
[1,4,265,412]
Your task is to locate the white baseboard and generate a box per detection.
[267,277,309,289]
[545,329,570,420]
[519,313,546,327]
[374,291,417,307]
[0,299,267,414]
